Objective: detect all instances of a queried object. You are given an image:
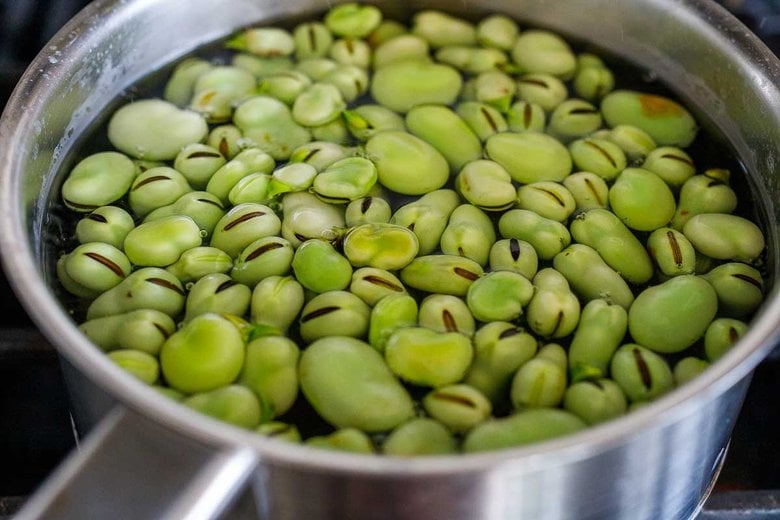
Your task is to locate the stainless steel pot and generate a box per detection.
[1,1,778,519]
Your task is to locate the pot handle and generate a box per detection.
[14,406,264,520]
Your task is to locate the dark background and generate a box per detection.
[0,0,777,517]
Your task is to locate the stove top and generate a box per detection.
[0,1,778,518]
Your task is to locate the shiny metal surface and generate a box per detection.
[0,0,779,519]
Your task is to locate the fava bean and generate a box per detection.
[385,327,473,388]
[382,418,457,456]
[464,409,586,452]
[183,385,262,429]
[419,294,475,337]
[299,291,370,343]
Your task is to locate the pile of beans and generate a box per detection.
[56,3,767,455]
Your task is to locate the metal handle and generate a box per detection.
[14,406,262,520]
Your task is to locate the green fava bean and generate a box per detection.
[161,313,246,394]
[208,124,244,160]
[343,104,406,142]
[464,323,538,403]
[228,27,295,57]
[76,206,135,249]
[611,344,674,402]
[62,152,136,212]
[329,38,371,68]
[80,309,175,357]
[299,291,370,343]
[405,105,483,171]
[647,227,696,277]
[371,61,462,113]
[456,102,508,142]
[423,384,492,433]
[412,10,476,48]
[568,137,627,181]
[473,70,516,113]
[440,204,496,266]
[228,173,273,206]
[419,294,475,337]
[400,255,483,296]
[526,269,581,338]
[516,181,576,223]
[324,3,382,38]
[257,421,302,443]
[207,148,276,204]
[288,141,354,172]
[671,170,738,230]
[292,83,346,127]
[498,209,571,260]
[476,14,519,50]
[390,189,460,254]
[385,327,473,388]
[609,168,676,231]
[345,196,392,227]
[516,74,568,112]
[184,273,251,322]
[231,53,294,80]
[343,223,419,271]
[144,191,226,239]
[569,208,653,284]
[511,30,577,79]
[455,159,517,211]
[628,275,718,353]
[166,246,233,283]
[563,379,627,425]
[604,124,656,162]
[184,385,262,429]
[373,34,431,69]
[350,267,406,306]
[702,262,764,317]
[489,239,539,280]
[506,101,547,133]
[368,293,418,352]
[190,66,256,123]
[683,214,765,263]
[322,64,369,103]
[573,63,615,101]
[163,57,212,107]
[511,344,568,408]
[673,357,710,386]
[486,132,572,184]
[436,46,508,75]
[553,244,634,309]
[251,276,305,332]
[601,90,698,147]
[312,157,377,203]
[296,57,339,81]
[239,335,300,419]
[466,271,534,323]
[547,99,603,142]
[567,298,628,382]
[173,144,227,190]
[306,429,374,454]
[129,167,192,218]
[293,22,334,60]
[62,242,131,294]
[86,268,185,320]
[383,418,457,456]
[562,172,609,211]
[233,96,312,161]
[292,239,353,293]
[108,350,159,385]
[259,70,312,105]
[464,409,586,452]
[210,203,281,258]
[108,99,208,161]
[124,215,202,267]
[641,146,695,188]
[705,318,748,361]
[268,163,318,197]
[231,236,294,287]
[300,336,415,432]
[281,191,346,247]
[366,130,449,195]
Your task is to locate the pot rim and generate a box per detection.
[0,0,778,477]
